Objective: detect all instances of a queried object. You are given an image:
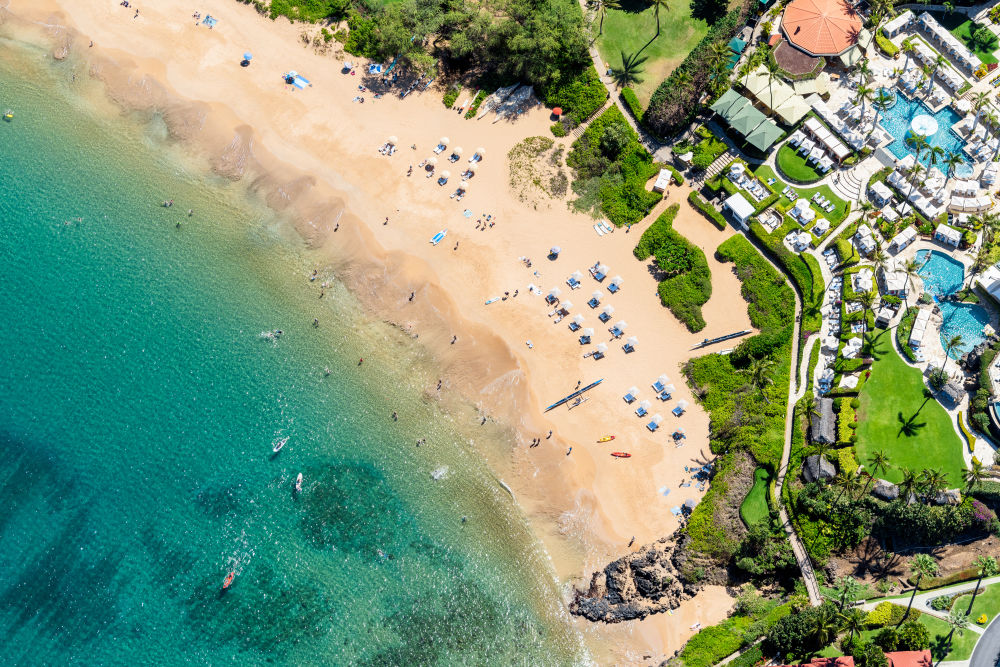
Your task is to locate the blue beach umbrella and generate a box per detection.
[243,52,253,61]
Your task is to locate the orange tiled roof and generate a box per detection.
[776,658,855,667]
[886,649,933,667]
[781,0,862,56]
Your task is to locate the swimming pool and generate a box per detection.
[881,95,965,165]
[916,249,991,358]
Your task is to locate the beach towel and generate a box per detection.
[293,76,310,89]
[202,15,218,27]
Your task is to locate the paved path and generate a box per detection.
[860,575,1000,626]
[971,613,1000,667]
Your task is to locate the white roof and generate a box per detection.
[724,192,755,220]
[935,224,962,243]
[884,271,907,292]
[870,181,893,201]
[883,10,912,33]
[654,169,672,191]
[890,226,917,246]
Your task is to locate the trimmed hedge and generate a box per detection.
[621,87,643,121]
[876,31,900,57]
[895,307,918,363]
[910,567,980,590]
[688,191,727,230]
[634,204,712,332]
[465,90,488,119]
[443,85,462,108]
[835,447,859,475]
[541,65,607,124]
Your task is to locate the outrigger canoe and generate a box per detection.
[222,571,235,589]
[597,435,615,443]
[610,452,630,458]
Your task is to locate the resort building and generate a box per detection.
[777,650,932,667]
[854,224,876,256]
[708,89,786,152]
[975,265,1000,305]
[723,192,755,227]
[882,10,913,37]
[888,227,918,254]
[909,308,932,351]
[869,181,893,207]
[781,0,864,63]
[917,12,982,74]
[812,217,829,237]
[880,269,908,298]
[933,224,961,248]
[652,168,672,193]
[875,306,894,327]
[854,268,874,294]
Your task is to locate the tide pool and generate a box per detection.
[0,41,582,664]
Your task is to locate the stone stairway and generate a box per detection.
[695,150,735,187]
[831,164,865,202]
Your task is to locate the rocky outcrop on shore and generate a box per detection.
[570,531,705,622]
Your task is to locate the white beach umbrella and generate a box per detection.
[427,157,438,166]
[439,136,450,145]
[592,290,603,300]
[649,414,663,425]
[457,181,469,192]
[676,399,689,411]
[610,275,623,286]
[571,270,584,282]
[387,135,398,145]
[572,314,585,325]
[560,300,573,311]
[595,343,608,353]
[626,386,639,397]
[581,327,594,337]
[452,146,463,155]
[549,245,560,255]
[663,384,676,394]
[440,170,451,179]
[597,264,609,275]
[613,320,628,331]
[626,335,638,347]
[657,374,670,386]
[465,165,477,175]
[548,287,561,298]
[638,399,652,411]
[602,304,615,316]
[476,147,485,156]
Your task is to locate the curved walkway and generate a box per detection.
[971,613,1000,667]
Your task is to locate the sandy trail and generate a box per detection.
[2,0,756,659]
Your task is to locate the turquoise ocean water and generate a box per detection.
[0,39,582,665]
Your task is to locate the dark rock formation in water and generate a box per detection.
[570,532,704,622]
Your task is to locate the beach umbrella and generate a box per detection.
[452,146,463,156]
[581,327,594,338]
[243,52,253,61]
[626,335,638,347]
[571,270,584,282]
[626,386,639,398]
[614,320,628,331]
[592,290,603,300]
[602,304,615,316]
[440,170,451,179]
[674,427,686,437]
[466,165,477,175]
[610,275,623,286]
[572,314,585,326]
[476,147,486,156]
[549,245,560,255]
[663,384,675,394]
[387,135,398,145]
[289,70,298,77]
[657,374,671,385]
[595,343,608,353]
[638,400,651,412]
[548,287,561,298]
[457,182,469,192]
[560,300,573,311]
[597,264,609,275]
[427,157,438,166]
[676,399,689,411]
[439,136,450,146]
[552,107,562,117]
[343,61,353,70]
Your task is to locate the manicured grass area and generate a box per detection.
[952,582,1000,621]
[776,143,823,184]
[921,610,978,661]
[755,164,850,224]
[594,0,709,104]
[928,11,999,64]
[739,467,771,526]
[855,332,965,485]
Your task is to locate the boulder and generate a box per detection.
[872,478,899,501]
[803,454,836,483]
[935,488,962,505]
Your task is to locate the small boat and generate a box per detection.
[611,452,631,458]
[597,435,615,443]
[429,229,447,245]
[222,571,235,589]
[273,436,288,453]
[485,296,501,305]
[294,473,303,492]
[3,110,12,120]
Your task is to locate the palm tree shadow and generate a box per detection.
[635,32,658,59]
[617,0,650,13]
[896,411,927,437]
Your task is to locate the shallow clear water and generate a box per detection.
[916,249,989,358]
[882,94,965,164]
[0,40,581,664]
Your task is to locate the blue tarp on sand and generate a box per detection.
[292,75,310,89]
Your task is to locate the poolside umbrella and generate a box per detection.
[602,304,615,316]
[440,170,450,179]
[955,99,972,113]
[387,135,398,145]
[552,107,562,117]
[452,146,463,156]
[243,52,253,61]
[638,400,652,412]
[626,335,638,348]
[595,343,608,354]
[439,136,450,146]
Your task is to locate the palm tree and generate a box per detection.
[944,151,965,188]
[967,556,999,614]
[941,333,964,375]
[964,459,985,492]
[873,88,893,135]
[901,259,920,313]
[764,57,782,110]
[812,605,841,648]
[831,576,863,610]
[863,450,891,495]
[971,91,990,134]
[834,470,862,503]
[708,41,730,73]
[905,133,930,161]
[899,467,920,503]
[856,58,873,85]
[839,607,867,641]
[613,50,648,88]
[652,0,670,37]
[745,356,776,404]
[854,84,873,116]
[904,554,939,622]
[904,161,926,205]
[921,467,949,502]
[926,145,945,172]
[901,39,916,71]
[673,70,692,96]
[945,609,970,650]
[926,55,947,94]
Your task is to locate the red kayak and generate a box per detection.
[611,452,631,458]
[222,571,235,590]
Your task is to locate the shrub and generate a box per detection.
[541,65,607,124]
[621,87,643,121]
[465,90,488,119]
[874,626,900,651]
[865,601,900,628]
[876,31,900,57]
[854,641,889,667]
[550,122,568,137]
[443,85,461,108]
[688,191,727,230]
[835,447,859,476]
[898,620,930,650]
[728,644,763,667]
[895,307,919,362]
[763,604,830,657]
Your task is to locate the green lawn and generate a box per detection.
[776,143,823,183]
[815,608,977,662]
[594,0,709,104]
[739,467,771,526]
[952,582,1000,622]
[755,164,850,224]
[929,12,999,64]
[855,333,966,485]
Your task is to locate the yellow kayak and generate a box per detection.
[597,435,615,443]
